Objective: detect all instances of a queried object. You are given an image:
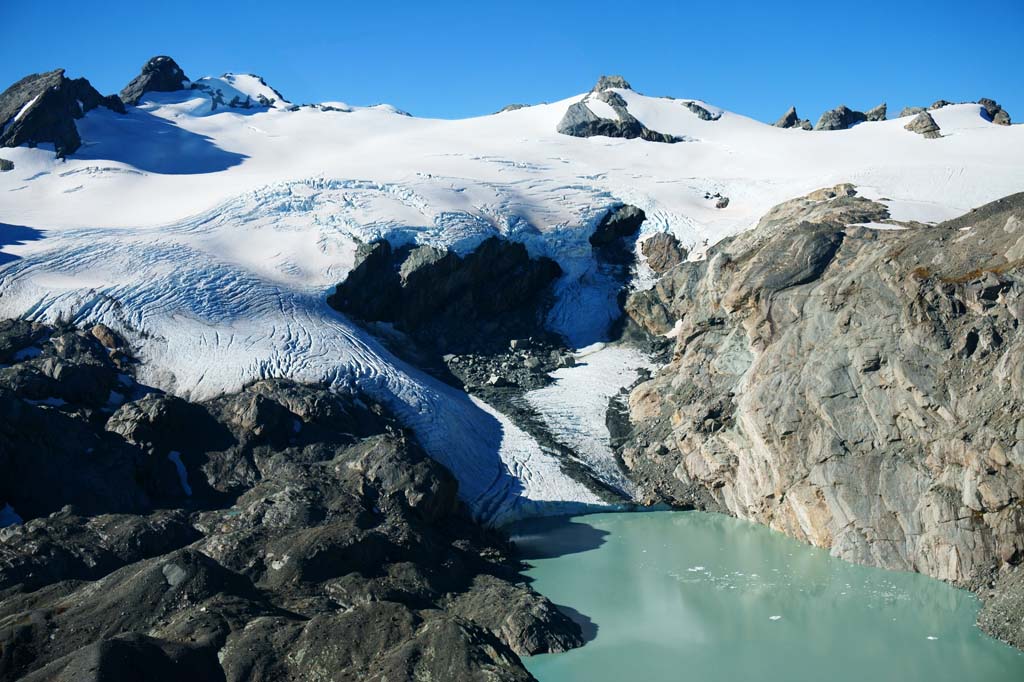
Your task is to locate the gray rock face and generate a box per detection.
[814,104,868,130]
[929,99,954,110]
[978,98,1011,125]
[864,102,887,121]
[622,188,1024,644]
[774,106,812,129]
[0,158,12,172]
[0,321,582,680]
[899,106,925,117]
[120,56,190,106]
[593,75,632,92]
[0,69,124,157]
[556,91,680,143]
[905,111,941,138]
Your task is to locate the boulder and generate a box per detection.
[814,104,867,131]
[773,106,812,129]
[0,158,12,172]
[905,111,941,138]
[899,106,925,117]
[120,56,190,106]
[0,69,124,156]
[929,99,954,110]
[641,232,687,273]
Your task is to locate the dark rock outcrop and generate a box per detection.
[899,106,925,117]
[929,99,954,110]
[979,98,1011,126]
[557,90,680,143]
[0,159,12,172]
[814,104,868,130]
[683,101,720,121]
[328,236,563,354]
[0,69,124,157]
[774,106,812,130]
[905,111,941,138]
[0,321,582,680]
[120,56,190,106]
[622,187,1024,644]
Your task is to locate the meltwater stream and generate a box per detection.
[511,512,1024,682]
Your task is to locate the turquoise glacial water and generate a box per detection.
[511,511,1024,682]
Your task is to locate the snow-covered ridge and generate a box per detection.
[1,63,1023,524]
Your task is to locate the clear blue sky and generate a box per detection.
[4,0,1022,122]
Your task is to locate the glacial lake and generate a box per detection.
[511,511,1024,682]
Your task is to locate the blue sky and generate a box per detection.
[4,0,1022,122]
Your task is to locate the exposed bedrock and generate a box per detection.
[622,187,1024,644]
[0,69,124,157]
[120,56,190,106]
[773,106,812,130]
[557,79,681,143]
[0,321,581,681]
[327,236,563,355]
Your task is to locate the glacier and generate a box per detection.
[1,78,1023,524]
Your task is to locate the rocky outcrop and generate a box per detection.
[642,232,687,273]
[0,321,582,680]
[814,104,868,130]
[865,102,887,121]
[979,98,1011,126]
[905,111,941,138]
[0,69,124,156]
[930,99,954,110]
[683,101,720,121]
[557,90,679,143]
[621,187,1024,641]
[593,75,632,92]
[328,236,563,354]
[120,56,190,106]
[774,106,812,130]
[899,106,925,117]
[0,159,12,172]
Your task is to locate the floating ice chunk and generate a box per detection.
[927,636,938,641]
[769,615,782,621]
[167,451,192,496]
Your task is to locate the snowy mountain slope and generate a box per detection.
[1,71,1022,524]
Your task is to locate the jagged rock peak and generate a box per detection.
[593,75,632,92]
[899,106,925,118]
[120,56,190,106]
[904,111,941,138]
[774,105,812,129]
[865,102,887,122]
[0,68,124,156]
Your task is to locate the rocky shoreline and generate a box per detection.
[0,320,582,681]
[619,186,1024,648]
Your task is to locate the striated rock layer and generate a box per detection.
[622,186,1024,644]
